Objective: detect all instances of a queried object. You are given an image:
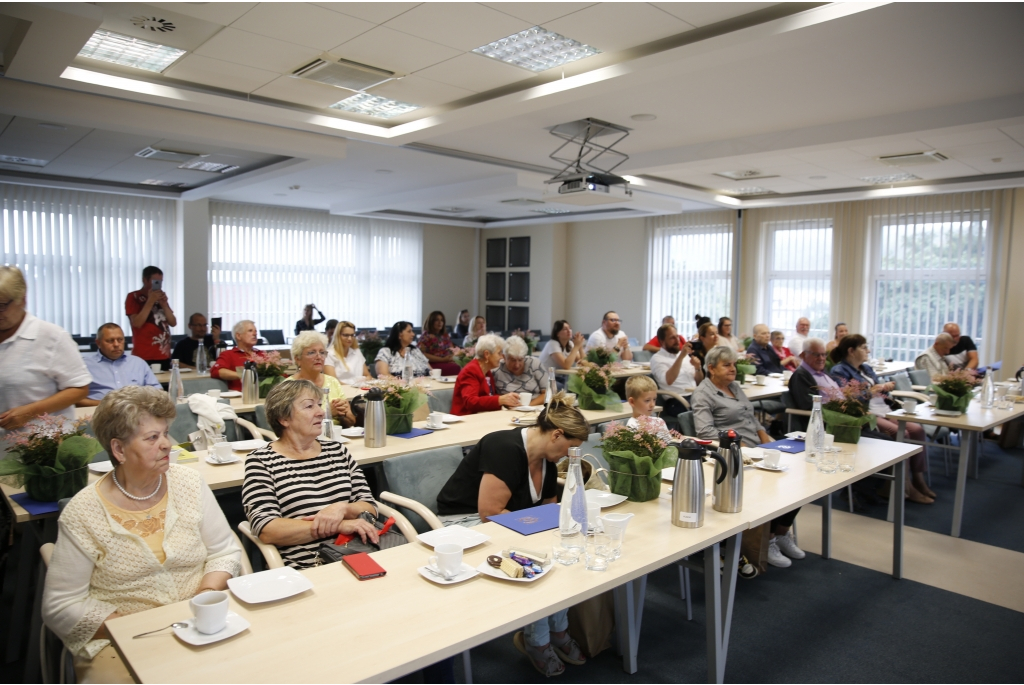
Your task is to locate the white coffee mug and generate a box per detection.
[190,590,229,634]
[150,363,161,373]
[755,375,766,386]
[427,411,445,428]
[429,368,442,379]
[207,388,221,398]
[214,442,233,463]
[429,542,463,580]
[169,448,182,464]
[519,392,532,407]
[762,449,781,468]
[903,399,918,414]
[824,434,835,449]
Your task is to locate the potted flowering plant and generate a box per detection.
[820,381,878,444]
[366,378,429,434]
[586,347,618,366]
[357,330,384,367]
[249,351,287,398]
[930,369,977,414]
[509,329,539,355]
[601,417,682,501]
[567,361,622,411]
[0,416,102,502]
[452,346,475,368]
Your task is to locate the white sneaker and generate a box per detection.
[767,537,792,568]
[775,531,806,560]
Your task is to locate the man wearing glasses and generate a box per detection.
[785,338,840,430]
[585,311,634,361]
[172,313,222,368]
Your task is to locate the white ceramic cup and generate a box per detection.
[169,448,182,464]
[519,392,532,407]
[427,412,445,428]
[190,590,229,634]
[214,442,233,463]
[207,388,221,398]
[565,393,577,407]
[903,399,918,414]
[429,542,463,580]
[429,368,442,379]
[824,434,835,449]
[150,363,161,373]
[762,449,781,468]
[755,374,766,386]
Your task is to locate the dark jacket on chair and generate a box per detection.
[786,366,818,430]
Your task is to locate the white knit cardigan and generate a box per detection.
[42,464,242,657]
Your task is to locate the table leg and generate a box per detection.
[613,578,641,674]
[821,493,832,559]
[971,431,980,479]
[704,542,723,684]
[719,534,741,658]
[893,458,905,579]
[887,422,907,523]
[951,430,974,537]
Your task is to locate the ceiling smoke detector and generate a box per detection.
[714,170,777,181]
[292,54,403,91]
[877,151,948,167]
[131,17,176,33]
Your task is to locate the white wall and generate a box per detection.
[422,222,479,328]
[179,198,209,327]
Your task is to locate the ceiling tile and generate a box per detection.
[413,53,531,92]
[252,75,351,108]
[798,174,862,190]
[311,2,420,24]
[847,138,932,158]
[164,54,279,93]
[369,74,475,107]
[941,140,1024,161]
[0,114,13,132]
[383,3,532,52]
[651,2,777,27]
[788,148,872,167]
[906,160,983,180]
[331,26,461,74]
[960,157,1024,175]
[483,3,595,25]
[94,157,181,182]
[917,128,1014,149]
[999,124,1024,145]
[230,3,375,51]
[194,27,319,74]
[0,117,93,163]
[64,129,160,156]
[43,156,123,178]
[542,3,694,52]
[146,2,257,26]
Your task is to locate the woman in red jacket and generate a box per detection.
[451,334,521,415]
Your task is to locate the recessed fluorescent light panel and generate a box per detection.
[0,155,48,167]
[178,160,240,173]
[78,29,186,73]
[139,179,184,187]
[473,27,600,72]
[725,187,776,196]
[329,93,420,119]
[531,207,572,215]
[501,199,545,206]
[860,173,921,184]
[431,207,473,213]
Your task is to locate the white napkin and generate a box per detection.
[187,393,238,447]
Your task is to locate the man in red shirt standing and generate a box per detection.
[125,266,177,371]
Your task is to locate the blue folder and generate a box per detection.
[759,439,806,454]
[10,493,61,516]
[487,502,561,536]
[391,428,432,439]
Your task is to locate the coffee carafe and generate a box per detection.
[672,438,727,528]
[364,388,387,448]
[241,361,259,405]
[712,429,744,513]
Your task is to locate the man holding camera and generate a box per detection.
[125,265,177,371]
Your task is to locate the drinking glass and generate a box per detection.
[836,450,855,472]
[552,530,582,565]
[584,531,611,571]
[816,451,839,474]
[604,526,623,561]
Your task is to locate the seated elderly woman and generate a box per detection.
[691,346,804,569]
[287,330,355,428]
[324,320,371,385]
[418,310,462,377]
[375,321,432,379]
[242,379,379,569]
[830,334,936,504]
[493,336,547,406]
[43,386,242,676]
[770,330,799,371]
[451,334,520,415]
[436,394,589,677]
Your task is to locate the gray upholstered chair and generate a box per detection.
[181,377,229,395]
[675,410,697,438]
[908,368,931,390]
[168,402,262,444]
[378,446,465,534]
[427,389,454,415]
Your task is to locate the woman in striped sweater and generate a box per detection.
[242,379,378,569]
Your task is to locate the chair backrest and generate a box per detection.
[579,432,609,470]
[261,329,286,345]
[632,350,652,363]
[380,446,464,533]
[254,404,271,432]
[232,531,253,575]
[427,388,454,414]
[182,377,229,395]
[892,373,912,392]
[908,369,931,387]
[673,411,696,437]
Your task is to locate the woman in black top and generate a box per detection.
[294,304,325,336]
[436,394,591,677]
[689,322,719,369]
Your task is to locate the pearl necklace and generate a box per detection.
[111,469,163,501]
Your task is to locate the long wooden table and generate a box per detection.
[741,375,788,402]
[554,364,652,380]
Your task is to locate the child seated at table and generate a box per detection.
[625,375,671,439]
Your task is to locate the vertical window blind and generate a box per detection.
[868,192,994,362]
[2,183,176,337]
[647,211,735,337]
[766,217,833,341]
[209,202,423,335]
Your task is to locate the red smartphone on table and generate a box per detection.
[342,553,386,580]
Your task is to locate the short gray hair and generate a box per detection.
[0,265,27,301]
[292,330,328,360]
[935,332,954,346]
[264,378,322,437]
[503,336,529,359]
[475,334,504,357]
[705,344,738,370]
[233,319,255,339]
[803,337,826,353]
[92,386,176,458]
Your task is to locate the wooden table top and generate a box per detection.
[885,397,1024,431]
[740,376,789,401]
[554,364,652,379]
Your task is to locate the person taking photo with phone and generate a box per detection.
[126,265,177,371]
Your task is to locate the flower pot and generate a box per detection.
[608,469,662,502]
[934,393,969,414]
[24,466,89,502]
[258,375,285,399]
[826,424,862,444]
[385,412,414,435]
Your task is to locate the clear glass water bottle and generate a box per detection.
[168,359,186,404]
[546,367,557,405]
[805,394,826,463]
[559,447,589,534]
[195,343,209,375]
[404,355,414,381]
[981,369,995,408]
[320,387,333,439]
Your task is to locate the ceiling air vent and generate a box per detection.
[292,54,402,91]
[714,170,777,181]
[136,147,202,163]
[0,155,48,167]
[878,151,948,167]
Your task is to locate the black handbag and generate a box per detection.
[315,511,407,565]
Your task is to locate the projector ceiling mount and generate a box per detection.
[544,118,633,205]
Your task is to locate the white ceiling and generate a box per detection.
[0,2,1022,225]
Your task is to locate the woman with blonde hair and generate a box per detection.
[324,320,370,385]
[288,330,355,428]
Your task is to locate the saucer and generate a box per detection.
[754,462,788,472]
[206,454,242,465]
[425,423,449,431]
[173,612,250,646]
[418,562,478,585]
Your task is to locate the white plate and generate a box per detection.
[441,414,463,423]
[417,526,491,549]
[173,612,250,646]
[230,439,266,452]
[424,423,449,431]
[206,454,242,465]
[437,376,457,383]
[220,391,242,398]
[339,427,364,437]
[512,405,542,412]
[511,417,537,426]
[477,558,554,583]
[585,490,628,508]
[933,409,964,417]
[785,432,806,440]
[88,460,114,473]
[418,562,479,585]
[228,566,313,603]
[754,462,789,472]
[661,466,675,482]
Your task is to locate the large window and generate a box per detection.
[2,183,175,337]
[766,219,833,340]
[647,211,735,337]
[871,208,988,361]
[209,202,422,335]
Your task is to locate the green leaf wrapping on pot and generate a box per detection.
[384,388,428,434]
[821,408,877,444]
[0,434,101,502]
[567,374,622,411]
[605,446,677,502]
[586,348,618,366]
[258,374,285,398]
[735,362,756,385]
[929,384,972,413]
